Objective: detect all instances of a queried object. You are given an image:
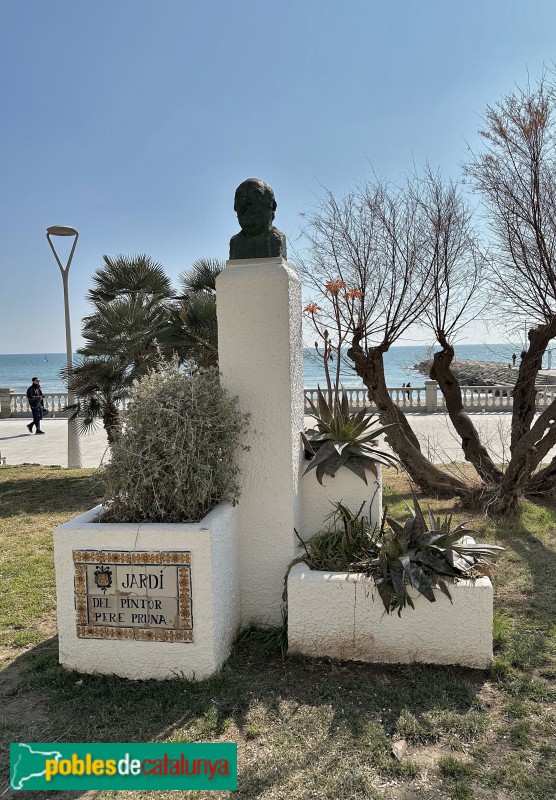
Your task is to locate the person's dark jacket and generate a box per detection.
[26,384,44,409]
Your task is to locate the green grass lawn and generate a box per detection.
[1,465,555,799]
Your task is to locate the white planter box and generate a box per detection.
[287,562,493,669]
[300,463,382,535]
[54,502,240,681]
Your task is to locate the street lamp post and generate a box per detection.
[46,225,82,468]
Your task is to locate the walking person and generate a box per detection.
[26,377,45,434]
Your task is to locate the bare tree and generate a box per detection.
[300,73,556,512]
[465,72,556,508]
[299,172,475,495]
[414,169,500,484]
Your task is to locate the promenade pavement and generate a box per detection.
[2,412,556,468]
[0,419,109,468]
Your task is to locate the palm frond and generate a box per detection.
[88,254,173,304]
[178,258,224,295]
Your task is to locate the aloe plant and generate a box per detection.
[299,493,503,614]
[371,494,503,614]
[301,386,400,484]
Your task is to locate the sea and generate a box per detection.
[0,344,532,393]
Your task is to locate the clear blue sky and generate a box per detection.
[1,0,555,352]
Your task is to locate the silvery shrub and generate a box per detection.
[101,359,248,523]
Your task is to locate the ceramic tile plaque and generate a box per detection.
[73,550,193,643]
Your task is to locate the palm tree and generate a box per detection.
[80,293,178,377]
[66,254,224,440]
[79,254,183,368]
[67,254,184,440]
[174,258,224,368]
[63,357,128,445]
[87,253,173,303]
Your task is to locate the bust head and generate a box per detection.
[234,178,277,238]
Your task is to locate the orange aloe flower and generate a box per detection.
[303,303,321,314]
[344,288,363,300]
[325,279,346,296]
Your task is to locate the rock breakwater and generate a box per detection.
[414,358,517,387]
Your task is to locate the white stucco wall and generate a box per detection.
[54,502,240,680]
[300,463,382,537]
[287,562,493,668]
[216,258,304,625]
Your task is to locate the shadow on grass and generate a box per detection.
[494,506,556,615]
[492,506,556,672]
[0,469,104,517]
[0,634,487,800]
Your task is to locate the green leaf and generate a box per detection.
[415,550,456,575]
[334,441,352,455]
[312,448,350,484]
[375,578,393,614]
[312,433,335,444]
[433,530,472,549]
[386,517,406,538]
[453,543,504,557]
[417,531,447,546]
[315,460,328,485]
[341,392,350,417]
[317,386,334,424]
[410,491,427,537]
[443,550,475,572]
[351,407,368,427]
[302,440,338,475]
[436,578,453,604]
[306,396,320,419]
[399,557,436,602]
[389,567,407,608]
[300,431,315,456]
[408,564,436,602]
[344,457,369,484]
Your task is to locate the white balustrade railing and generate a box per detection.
[535,385,556,409]
[10,392,70,417]
[8,393,129,418]
[304,383,556,414]
[3,385,556,419]
[458,385,514,411]
[304,386,424,413]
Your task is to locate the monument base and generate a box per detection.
[217,258,303,626]
[54,503,240,681]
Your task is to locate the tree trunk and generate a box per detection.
[511,318,556,452]
[103,404,121,445]
[493,397,556,511]
[525,457,556,495]
[430,344,503,484]
[347,336,468,496]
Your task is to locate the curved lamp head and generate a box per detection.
[47,225,78,237]
[46,225,79,273]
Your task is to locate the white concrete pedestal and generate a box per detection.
[216,258,304,625]
[287,563,493,668]
[53,503,240,680]
[300,464,382,537]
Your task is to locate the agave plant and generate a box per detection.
[301,386,400,484]
[369,493,504,614]
[299,493,504,615]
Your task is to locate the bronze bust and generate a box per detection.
[229,178,287,260]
